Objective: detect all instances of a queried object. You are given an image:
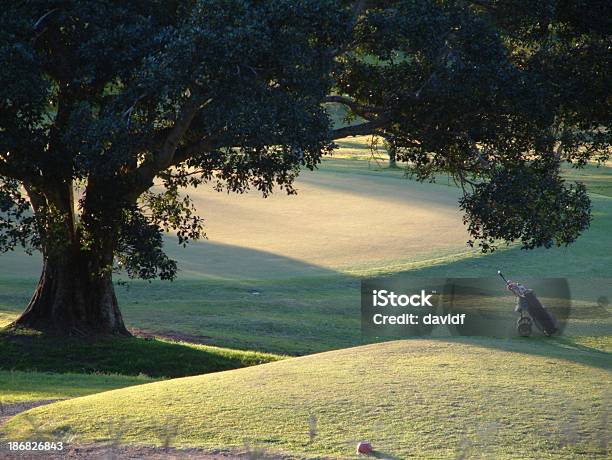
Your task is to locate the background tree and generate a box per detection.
[382,134,398,168]
[1,0,609,335]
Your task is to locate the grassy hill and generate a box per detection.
[3,339,610,459]
[0,330,281,404]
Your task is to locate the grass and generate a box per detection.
[0,329,281,404]
[563,161,612,197]
[0,329,281,378]
[0,146,609,457]
[2,339,610,459]
[2,274,608,356]
[0,371,155,404]
[1,157,610,355]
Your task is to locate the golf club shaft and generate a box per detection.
[498,271,509,284]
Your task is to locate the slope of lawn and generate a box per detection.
[0,145,609,457]
[3,339,610,459]
[0,371,155,405]
[0,330,281,405]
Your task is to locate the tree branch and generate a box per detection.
[130,96,212,193]
[323,95,384,117]
[324,94,392,140]
[170,137,217,167]
[155,97,206,170]
[464,136,491,169]
[331,116,389,139]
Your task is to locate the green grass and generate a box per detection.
[3,275,607,356]
[563,161,612,197]
[0,329,281,404]
[0,148,609,457]
[4,218,608,357]
[0,329,281,378]
[3,339,610,459]
[1,158,610,355]
[0,371,155,404]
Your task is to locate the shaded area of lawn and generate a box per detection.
[447,336,611,371]
[0,371,155,404]
[0,329,281,378]
[0,274,361,355]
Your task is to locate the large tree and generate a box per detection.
[1,0,609,335]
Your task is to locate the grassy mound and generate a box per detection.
[3,339,609,459]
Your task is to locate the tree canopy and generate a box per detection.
[0,0,610,333]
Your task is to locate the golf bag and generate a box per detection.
[498,271,558,337]
[515,290,558,336]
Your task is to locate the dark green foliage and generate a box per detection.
[460,162,592,251]
[1,0,348,282]
[0,0,610,285]
[332,0,610,250]
[0,179,38,253]
[116,208,178,280]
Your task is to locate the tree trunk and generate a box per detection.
[388,146,397,168]
[12,179,129,336]
[12,248,129,336]
[384,134,398,168]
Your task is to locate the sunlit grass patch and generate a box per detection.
[3,339,609,459]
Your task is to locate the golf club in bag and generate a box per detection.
[497,271,558,337]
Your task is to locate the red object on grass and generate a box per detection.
[357,441,373,454]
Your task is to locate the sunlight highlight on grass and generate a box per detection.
[3,339,609,459]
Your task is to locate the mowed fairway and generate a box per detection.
[0,154,477,354]
[0,155,473,283]
[181,158,470,277]
[3,340,610,459]
[1,153,611,353]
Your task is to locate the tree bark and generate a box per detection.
[11,248,129,336]
[384,135,398,168]
[10,181,130,336]
[388,145,397,168]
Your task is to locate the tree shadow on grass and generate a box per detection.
[0,329,279,378]
[1,221,610,371]
[0,240,348,356]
